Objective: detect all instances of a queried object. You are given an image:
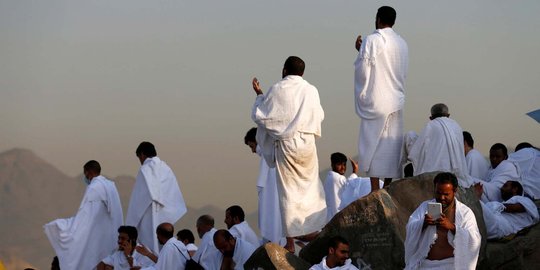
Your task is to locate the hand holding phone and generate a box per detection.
[428,202,442,220]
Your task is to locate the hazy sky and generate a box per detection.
[2,0,539,212]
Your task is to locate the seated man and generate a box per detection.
[192,215,223,270]
[478,143,520,202]
[225,205,260,246]
[476,180,539,239]
[324,152,359,222]
[177,229,197,257]
[404,172,481,269]
[309,236,359,270]
[406,104,472,187]
[463,131,490,180]
[213,229,257,270]
[508,142,540,199]
[97,226,154,270]
[136,223,189,270]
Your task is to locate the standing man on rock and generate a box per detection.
[252,56,326,253]
[354,6,408,191]
[126,141,187,254]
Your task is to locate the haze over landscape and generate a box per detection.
[1,0,539,268]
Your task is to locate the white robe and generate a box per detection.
[125,157,187,254]
[465,149,490,180]
[231,238,257,270]
[252,75,326,237]
[256,147,283,243]
[44,176,123,270]
[101,249,155,270]
[479,160,520,202]
[338,177,384,211]
[407,117,472,187]
[142,238,188,270]
[508,148,540,199]
[355,27,408,178]
[309,257,359,270]
[229,221,260,247]
[404,199,481,270]
[324,171,358,222]
[481,195,539,239]
[192,228,223,270]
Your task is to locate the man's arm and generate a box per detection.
[355,35,362,51]
[437,213,456,234]
[503,203,526,213]
[136,244,158,263]
[97,262,113,270]
[252,77,263,95]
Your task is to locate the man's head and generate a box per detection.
[244,127,257,153]
[433,172,458,209]
[500,180,523,201]
[117,225,138,250]
[156,222,174,245]
[463,131,474,155]
[176,229,195,245]
[429,103,450,120]
[136,141,157,164]
[224,205,245,229]
[282,56,305,78]
[213,229,236,257]
[195,215,214,239]
[330,152,348,175]
[83,160,101,182]
[325,236,350,268]
[515,142,534,152]
[376,6,396,29]
[196,214,215,239]
[489,143,508,169]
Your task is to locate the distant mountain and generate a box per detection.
[0,148,258,269]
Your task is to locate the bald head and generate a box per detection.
[156,222,174,240]
[430,103,449,119]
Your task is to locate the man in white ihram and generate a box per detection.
[252,56,326,253]
[354,6,409,192]
[126,141,187,254]
[44,160,123,270]
[406,103,472,187]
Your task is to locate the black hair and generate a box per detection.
[377,6,397,26]
[284,56,305,76]
[515,142,534,152]
[136,141,157,157]
[328,235,349,250]
[118,225,138,242]
[83,160,101,175]
[197,215,215,227]
[244,127,257,145]
[433,172,459,190]
[330,152,347,165]
[177,229,195,243]
[490,143,508,157]
[156,223,174,239]
[508,180,524,196]
[463,131,474,148]
[226,205,245,222]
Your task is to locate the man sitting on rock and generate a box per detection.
[404,172,481,269]
[309,236,359,270]
[475,180,539,239]
[476,143,520,202]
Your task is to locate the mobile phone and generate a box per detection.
[427,202,442,220]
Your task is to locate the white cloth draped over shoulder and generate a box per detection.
[125,157,187,254]
[407,117,472,187]
[44,176,123,270]
[404,199,481,270]
[192,228,223,270]
[252,75,326,237]
[324,171,358,222]
[466,149,490,180]
[508,148,540,199]
[229,221,260,247]
[142,238,188,270]
[231,238,257,270]
[354,27,408,178]
[478,160,520,202]
[101,249,155,270]
[338,177,384,211]
[256,147,283,243]
[309,257,359,270]
[481,195,539,239]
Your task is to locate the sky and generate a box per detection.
[1,0,539,213]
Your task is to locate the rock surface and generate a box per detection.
[244,242,311,270]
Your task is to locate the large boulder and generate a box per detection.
[299,172,487,269]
